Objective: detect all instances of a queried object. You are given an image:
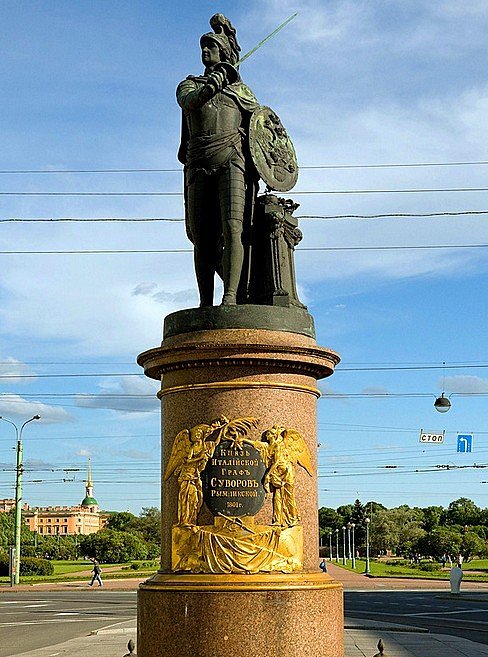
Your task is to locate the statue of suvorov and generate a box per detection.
[177,14,260,307]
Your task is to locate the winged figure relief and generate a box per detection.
[164,416,259,525]
[261,426,313,527]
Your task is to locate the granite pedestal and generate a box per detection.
[137,306,343,657]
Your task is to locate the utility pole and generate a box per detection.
[0,415,41,585]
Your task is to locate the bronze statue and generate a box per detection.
[177,14,260,307]
[177,15,300,308]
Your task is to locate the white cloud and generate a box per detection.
[443,375,488,394]
[0,395,71,423]
[318,381,349,404]
[362,386,390,395]
[0,357,36,384]
[75,375,159,415]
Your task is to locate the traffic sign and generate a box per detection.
[457,434,473,453]
[419,430,445,444]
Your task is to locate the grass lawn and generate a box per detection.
[333,558,488,582]
[0,559,159,585]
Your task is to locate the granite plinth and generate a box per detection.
[137,321,343,657]
[138,574,343,657]
[138,327,339,573]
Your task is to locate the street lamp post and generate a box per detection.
[365,517,371,574]
[351,523,356,569]
[329,531,333,561]
[0,415,41,585]
[342,526,346,565]
[335,528,339,563]
[347,522,352,561]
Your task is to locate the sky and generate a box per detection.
[0,0,487,515]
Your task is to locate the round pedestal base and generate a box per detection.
[138,574,343,657]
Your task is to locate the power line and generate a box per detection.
[1,160,488,174]
[321,392,488,398]
[298,210,488,220]
[3,209,488,222]
[338,363,488,372]
[2,186,488,196]
[0,244,486,255]
[0,217,184,223]
[1,361,487,378]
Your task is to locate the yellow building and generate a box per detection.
[23,462,107,536]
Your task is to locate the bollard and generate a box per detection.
[372,638,387,656]
[450,564,463,595]
[123,639,136,657]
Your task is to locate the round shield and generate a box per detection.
[249,106,298,192]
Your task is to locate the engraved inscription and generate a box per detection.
[202,440,266,516]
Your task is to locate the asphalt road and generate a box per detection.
[2,589,488,655]
[345,590,488,645]
[0,591,137,657]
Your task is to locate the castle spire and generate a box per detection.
[81,458,98,508]
[86,458,93,491]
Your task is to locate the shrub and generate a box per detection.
[20,557,54,576]
[130,562,141,570]
[418,562,441,572]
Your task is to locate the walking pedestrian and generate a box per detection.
[89,559,103,587]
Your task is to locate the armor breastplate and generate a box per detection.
[188,91,243,136]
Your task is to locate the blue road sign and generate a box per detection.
[457,434,473,453]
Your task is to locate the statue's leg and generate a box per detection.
[187,171,220,307]
[218,165,246,305]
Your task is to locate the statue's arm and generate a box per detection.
[177,72,226,111]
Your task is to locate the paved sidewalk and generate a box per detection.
[326,561,488,591]
[9,617,488,657]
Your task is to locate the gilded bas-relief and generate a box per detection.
[164,416,313,574]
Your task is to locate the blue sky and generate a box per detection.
[0,0,487,514]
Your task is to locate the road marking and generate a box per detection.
[54,612,80,616]
[23,604,49,608]
[404,608,488,617]
[0,617,120,626]
[0,600,45,605]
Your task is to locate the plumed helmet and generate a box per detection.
[200,13,241,65]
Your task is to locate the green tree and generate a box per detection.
[416,527,462,559]
[336,504,354,524]
[105,511,136,532]
[0,510,34,550]
[33,535,79,560]
[318,507,341,531]
[420,506,444,532]
[350,499,367,548]
[127,507,161,544]
[478,508,488,527]
[461,532,488,561]
[369,506,423,556]
[445,498,481,527]
[318,507,342,551]
[79,529,148,563]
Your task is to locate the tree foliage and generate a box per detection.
[318,497,488,560]
[79,529,149,563]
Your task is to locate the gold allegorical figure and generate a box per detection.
[247,426,313,527]
[164,416,259,526]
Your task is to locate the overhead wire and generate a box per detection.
[0,244,486,255]
[2,209,488,222]
[1,159,488,173]
[2,186,488,196]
